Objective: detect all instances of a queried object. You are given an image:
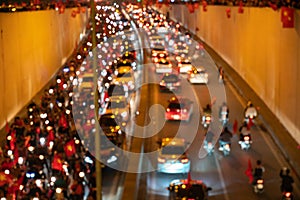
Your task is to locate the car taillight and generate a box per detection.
[166,108,170,112]
[158,157,166,163]
[285,192,291,197]
[181,158,189,163]
[257,179,263,184]
[174,82,181,86]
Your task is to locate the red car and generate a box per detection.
[165,96,193,121]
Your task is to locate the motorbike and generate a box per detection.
[204,141,214,155]
[219,141,230,156]
[219,108,229,125]
[239,134,252,150]
[202,114,212,128]
[282,191,294,200]
[253,178,264,194]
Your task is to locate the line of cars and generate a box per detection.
[74,3,140,168]
[127,4,211,200]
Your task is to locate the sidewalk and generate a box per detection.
[195,36,300,181]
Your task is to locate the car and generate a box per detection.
[167,178,212,200]
[165,96,193,121]
[107,83,128,101]
[177,59,193,73]
[152,51,168,63]
[159,73,181,92]
[157,137,190,174]
[151,45,167,58]
[104,96,130,123]
[113,66,135,91]
[187,66,208,84]
[99,112,125,133]
[78,73,94,92]
[155,59,173,74]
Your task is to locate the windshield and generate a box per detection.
[107,101,126,109]
[161,146,185,155]
[99,116,118,127]
[162,75,179,83]
[108,85,125,96]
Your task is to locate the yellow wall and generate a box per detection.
[0,8,87,129]
[161,5,300,143]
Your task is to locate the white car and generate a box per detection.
[178,59,193,73]
[155,59,173,73]
[187,66,208,84]
[157,137,190,174]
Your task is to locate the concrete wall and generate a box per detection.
[160,5,300,143]
[0,8,88,129]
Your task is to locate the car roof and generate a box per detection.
[161,137,185,147]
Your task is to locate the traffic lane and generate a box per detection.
[143,69,216,199]
[217,83,300,198]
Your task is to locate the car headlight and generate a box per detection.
[121,111,128,118]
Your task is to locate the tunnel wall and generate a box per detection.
[159,5,300,143]
[0,8,88,129]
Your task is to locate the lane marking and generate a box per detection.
[213,153,230,200]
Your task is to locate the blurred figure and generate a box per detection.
[280,167,294,193]
[218,127,232,151]
[252,160,265,185]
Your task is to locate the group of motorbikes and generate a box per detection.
[201,101,295,198]
[202,100,257,156]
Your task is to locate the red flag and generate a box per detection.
[281,7,294,28]
[247,118,253,129]
[71,10,77,18]
[187,171,192,183]
[202,0,207,12]
[244,159,253,183]
[64,140,76,157]
[52,154,63,171]
[59,5,65,14]
[5,120,10,134]
[187,3,194,13]
[13,148,19,166]
[24,136,31,148]
[233,120,238,134]
[10,130,16,151]
[226,8,231,18]
[268,1,278,11]
[59,113,68,128]
[238,1,244,13]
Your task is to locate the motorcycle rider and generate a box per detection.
[202,104,212,125]
[239,122,252,143]
[244,101,258,121]
[252,160,265,185]
[218,127,232,151]
[218,66,224,82]
[280,167,294,193]
[219,102,229,123]
[204,131,214,154]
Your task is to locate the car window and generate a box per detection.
[99,116,118,127]
[108,85,125,96]
[162,75,179,82]
[161,146,185,155]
